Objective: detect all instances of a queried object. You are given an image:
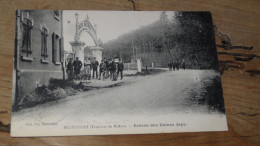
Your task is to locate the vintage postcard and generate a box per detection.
[11,10,228,137]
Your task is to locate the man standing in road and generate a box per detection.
[108,59,113,80]
[91,57,99,79]
[172,60,175,71]
[176,59,180,71]
[181,59,186,70]
[84,57,91,80]
[168,61,172,71]
[104,58,110,79]
[110,58,116,81]
[66,58,74,80]
[117,58,124,80]
[73,57,82,80]
[99,60,106,80]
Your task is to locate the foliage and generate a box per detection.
[103,12,218,69]
[14,79,79,111]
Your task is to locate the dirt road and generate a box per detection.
[13,70,222,122]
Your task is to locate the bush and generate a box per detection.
[14,79,81,111]
[49,78,79,89]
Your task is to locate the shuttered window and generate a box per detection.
[22,16,33,56]
[52,33,60,64]
[41,28,48,59]
[52,33,64,64]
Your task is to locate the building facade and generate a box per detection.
[13,10,64,106]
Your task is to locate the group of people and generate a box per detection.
[66,57,124,81]
[102,58,124,81]
[168,59,186,71]
[66,57,83,80]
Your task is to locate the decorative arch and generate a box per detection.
[71,13,103,66]
[74,15,99,46]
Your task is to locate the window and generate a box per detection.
[21,11,34,61]
[54,10,60,21]
[40,23,49,63]
[52,33,61,65]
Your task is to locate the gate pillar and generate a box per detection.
[70,40,85,70]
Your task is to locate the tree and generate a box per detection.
[160,11,168,25]
[102,12,217,69]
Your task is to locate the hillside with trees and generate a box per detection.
[102,11,218,69]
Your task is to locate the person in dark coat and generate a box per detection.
[91,57,99,79]
[176,60,180,70]
[99,60,106,80]
[168,61,173,71]
[66,58,74,80]
[104,58,110,79]
[172,60,175,71]
[84,57,91,80]
[73,57,82,80]
[181,59,186,70]
[104,58,109,68]
[117,59,124,80]
[108,59,113,79]
[110,59,117,81]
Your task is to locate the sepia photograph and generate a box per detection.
[11,10,228,137]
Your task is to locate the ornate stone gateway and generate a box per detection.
[70,13,103,67]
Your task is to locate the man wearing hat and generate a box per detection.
[117,58,124,80]
[66,58,74,80]
[73,57,82,80]
[104,58,110,79]
[99,59,106,80]
[84,57,91,80]
[110,58,116,81]
[91,57,99,79]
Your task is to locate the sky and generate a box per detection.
[63,11,175,51]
